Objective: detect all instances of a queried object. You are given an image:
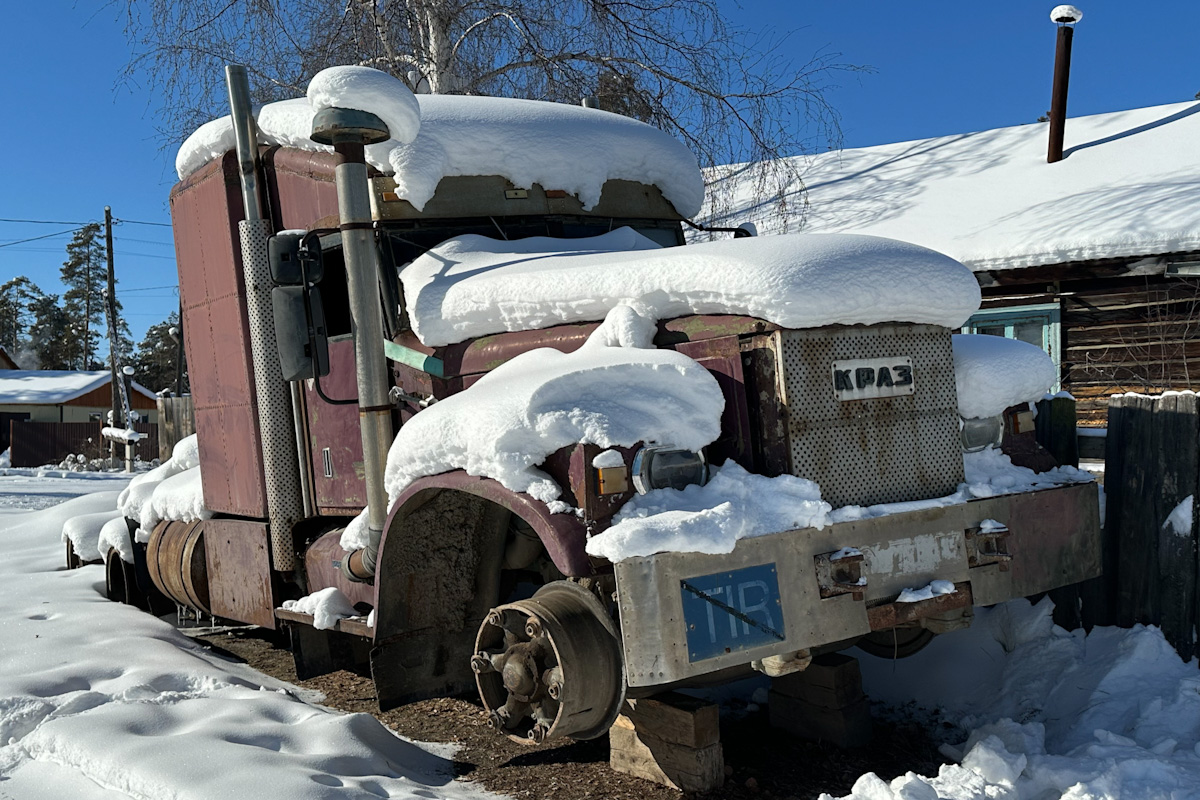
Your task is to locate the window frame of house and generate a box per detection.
[961,302,1062,391]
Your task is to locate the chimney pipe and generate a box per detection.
[1047,6,1083,163]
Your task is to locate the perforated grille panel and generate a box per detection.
[239,219,304,570]
[775,324,963,508]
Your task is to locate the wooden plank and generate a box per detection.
[1156,393,1198,657]
[618,693,719,749]
[1115,394,1160,626]
[1035,396,1078,467]
[767,692,872,748]
[609,721,724,793]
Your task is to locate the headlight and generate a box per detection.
[631,445,708,494]
[960,415,1004,452]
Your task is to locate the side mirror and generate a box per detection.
[269,232,324,285]
[273,285,330,380]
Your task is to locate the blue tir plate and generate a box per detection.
[681,563,785,662]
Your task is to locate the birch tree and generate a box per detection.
[120,0,858,226]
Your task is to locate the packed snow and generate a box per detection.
[1050,4,1083,22]
[896,579,956,603]
[175,68,703,217]
[340,307,724,551]
[401,229,981,347]
[0,369,155,405]
[832,598,1200,800]
[592,449,626,469]
[282,587,360,631]
[1162,495,1193,538]
[0,484,505,800]
[952,334,1058,419]
[586,447,1094,562]
[61,509,123,563]
[710,100,1200,273]
[306,65,421,144]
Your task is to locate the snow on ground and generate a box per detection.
[175,66,703,218]
[0,474,504,800]
[833,599,1200,800]
[400,229,981,347]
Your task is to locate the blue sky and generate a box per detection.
[2,1,1196,358]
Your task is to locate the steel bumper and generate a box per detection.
[613,481,1100,687]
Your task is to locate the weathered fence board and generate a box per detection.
[9,422,158,468]
[156,396,196,461]
[1100,392,1200,659]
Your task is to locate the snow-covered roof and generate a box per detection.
[712,100,1200,272]
[0,370,156,405]
[176,67,704,217]
[400,227,982,347]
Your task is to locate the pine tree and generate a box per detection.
[28,294,74,370]
[131,311,188,394]
[61,223,107,370]
[0,277,43,359]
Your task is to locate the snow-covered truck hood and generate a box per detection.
[399,228,982,347]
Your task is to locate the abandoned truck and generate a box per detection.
[108,66,1099,744]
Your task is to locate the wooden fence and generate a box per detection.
[9,421,158,468]
[156,396,195,461]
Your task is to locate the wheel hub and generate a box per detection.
[473,581,624,744]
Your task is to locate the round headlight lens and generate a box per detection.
[631,446,708,494]
[960,415,1004,453]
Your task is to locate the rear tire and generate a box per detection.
[855,627,935,659]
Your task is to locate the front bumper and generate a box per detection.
[613,481,1100,688]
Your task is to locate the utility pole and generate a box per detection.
[103,208,132,428]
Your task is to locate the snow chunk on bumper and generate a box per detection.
[953,334,1057,419]
[403,231,982,346]
[586,461,830,561]
[382,317,725,508]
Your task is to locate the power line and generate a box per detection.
[0,228,81,249]
[114,218,172,228]
[122,284,179,293]
[0,217,92,226]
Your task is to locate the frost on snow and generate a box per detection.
[176,67,703,218]
[402,230,981,347]
[282,587,359,631]
[952,334,1057,419]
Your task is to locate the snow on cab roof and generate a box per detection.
[176,67,703,218]
[0,370,156,405]
[400,227,982,347]
[712,101,1200,273]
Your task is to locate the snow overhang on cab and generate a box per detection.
[176,91,703,221]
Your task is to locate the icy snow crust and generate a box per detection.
[0,489,503,800]
[402,229,982,347]
[711,100,1200,272]
[175,68,703,217]
[952,334,1057,419]
[831,598,1200,800]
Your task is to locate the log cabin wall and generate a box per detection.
[979,255,1200,426]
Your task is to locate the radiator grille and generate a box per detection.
[775,324,963,508]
